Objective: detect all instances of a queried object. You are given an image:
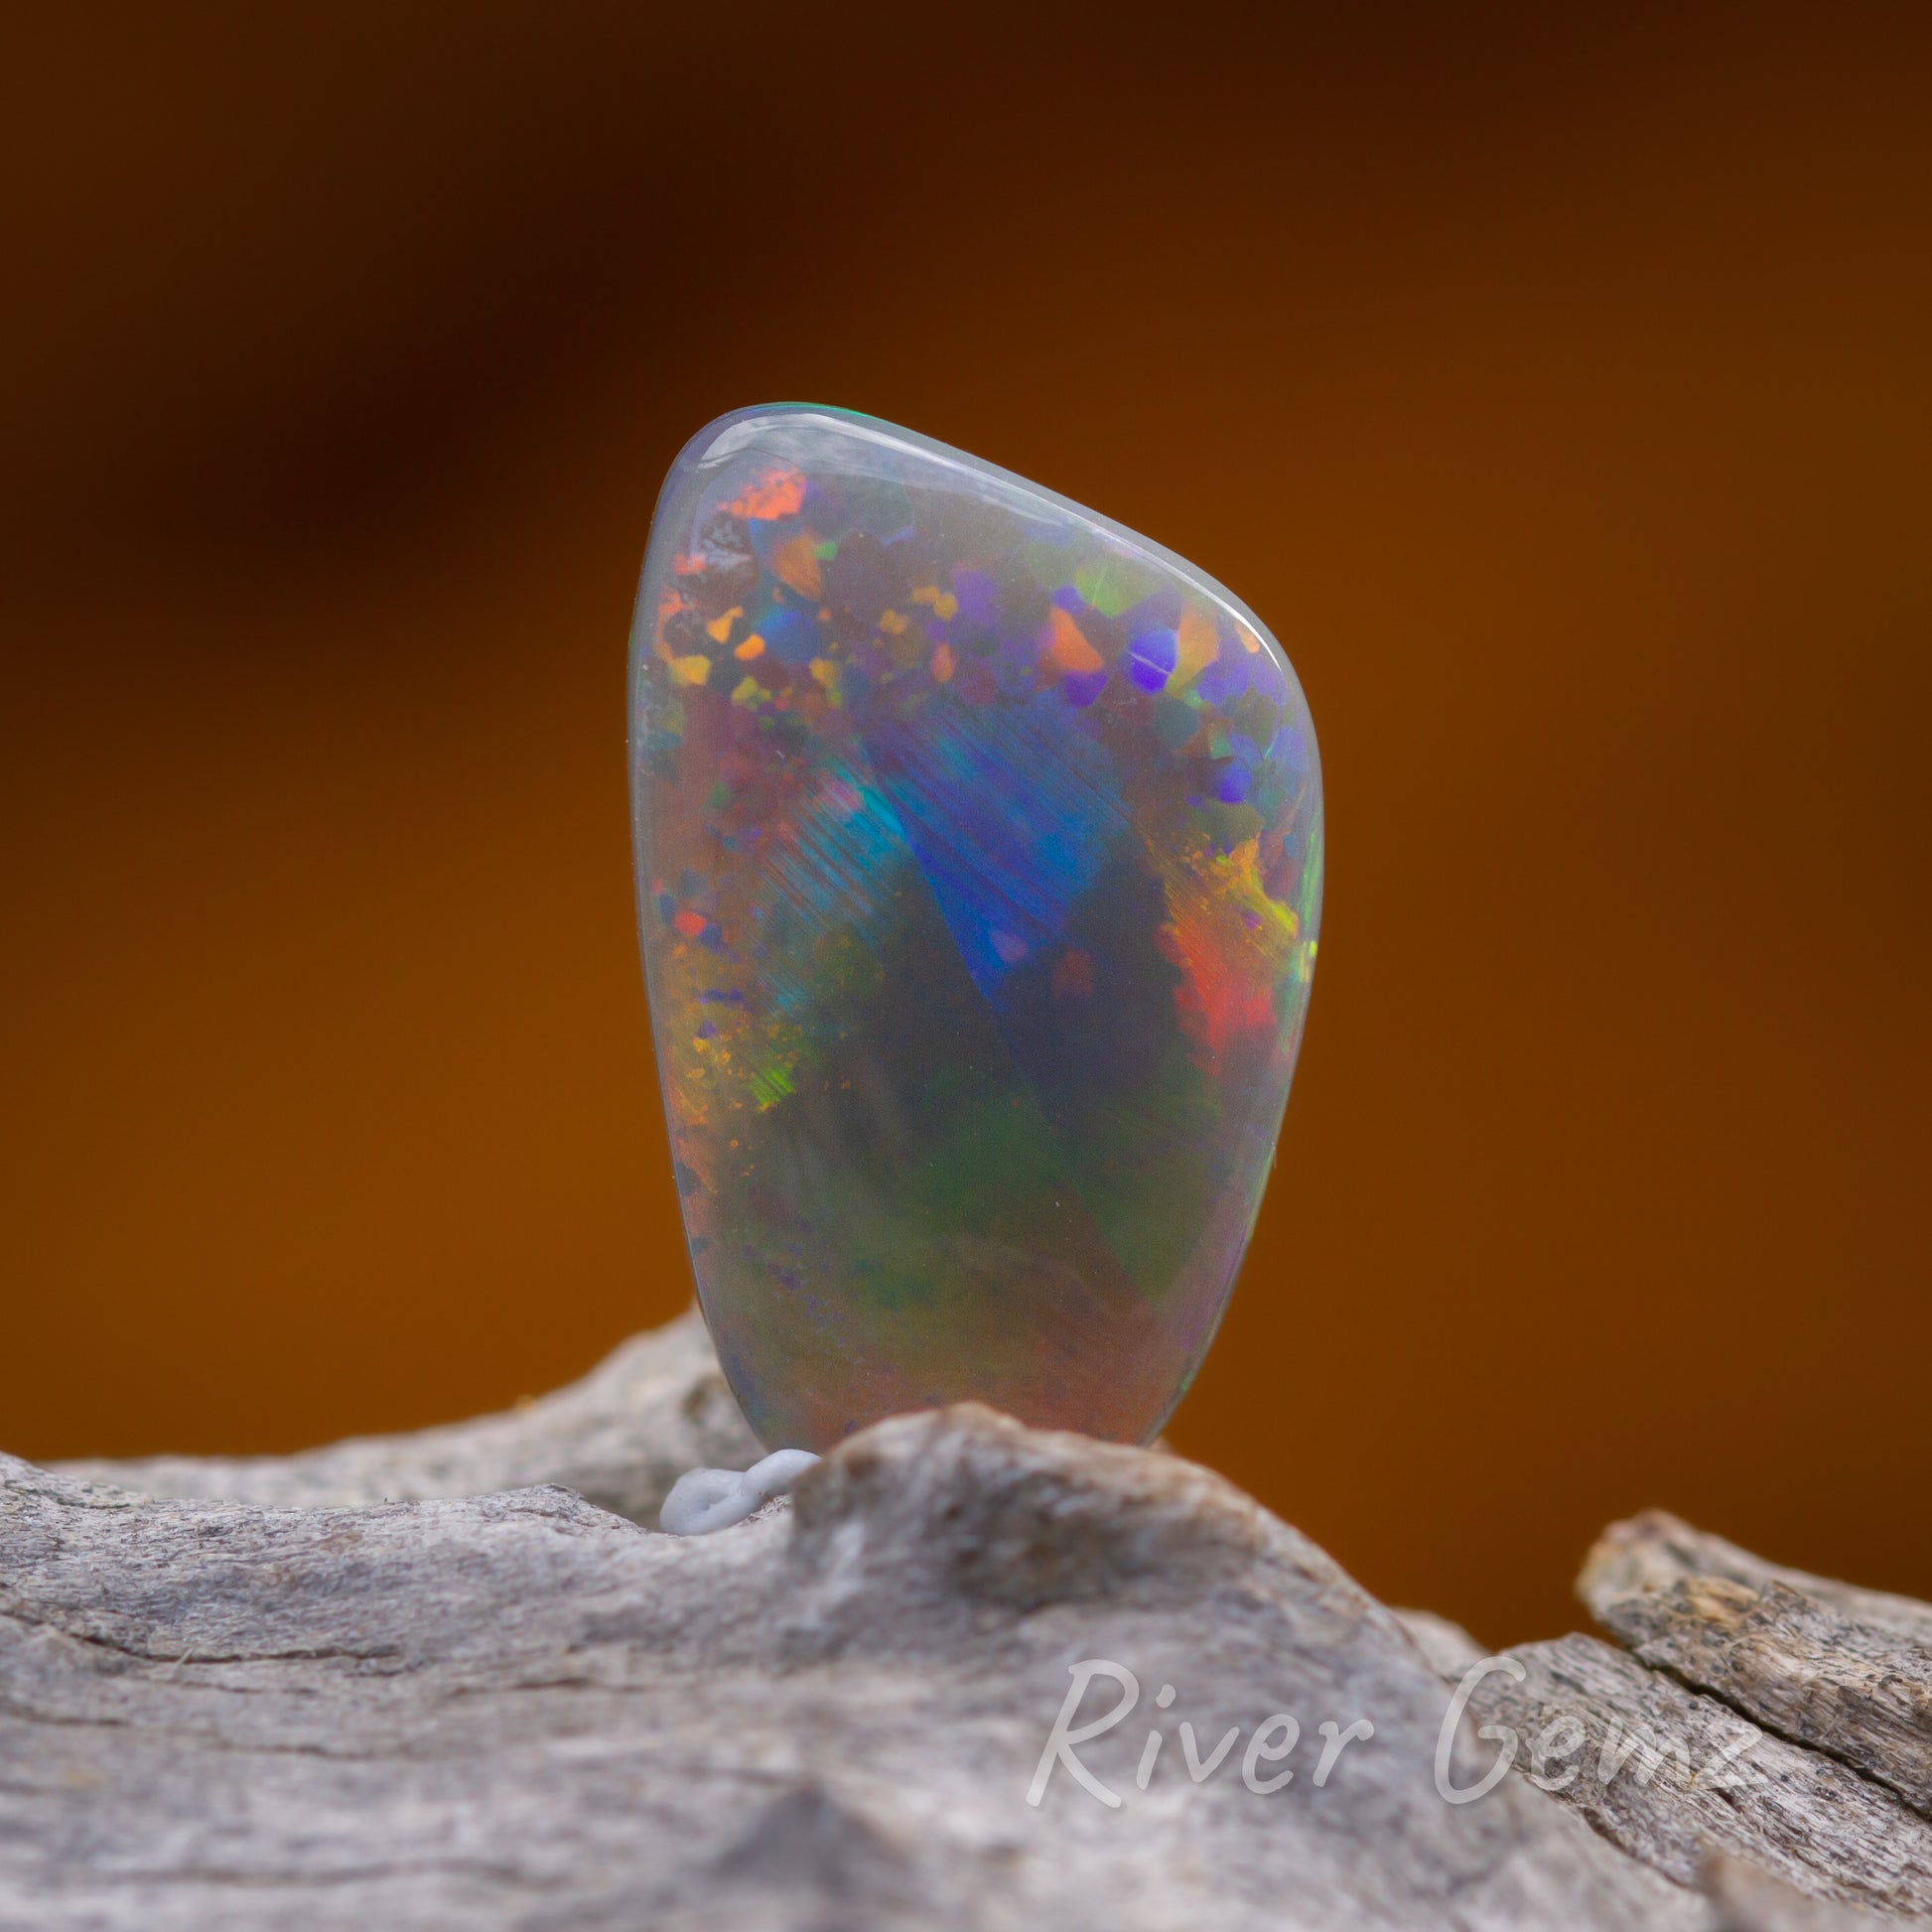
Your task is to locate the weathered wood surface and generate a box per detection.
[1582,1512,1932,1820]
[5,1316,1928,1930]
[4,1407,1700,1932]
[1584,1514,1932,1652]
[1458,1632,1932,1920]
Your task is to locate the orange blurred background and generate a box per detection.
[4,5,1927,1645]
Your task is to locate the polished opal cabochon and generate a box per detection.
[630,407,1321,1450]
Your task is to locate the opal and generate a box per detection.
[629,406,1322,1451]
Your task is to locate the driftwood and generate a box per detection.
[1456,1632,1932,1918]
[2,1313,1925,1930]
[1581,1512,1932,1821]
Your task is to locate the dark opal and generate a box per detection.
[630,407,1322,1450]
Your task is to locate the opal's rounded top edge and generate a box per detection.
[658,402,1311,743]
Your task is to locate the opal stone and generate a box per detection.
[629,406,1322,1451]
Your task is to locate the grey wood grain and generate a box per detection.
[1459,1632,1932,1920]
[10,1323,1927,1930]
[4,1402,1707,1931]
[1582,1513,1932,1820]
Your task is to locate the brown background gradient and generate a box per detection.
[4,5,1927,1645]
